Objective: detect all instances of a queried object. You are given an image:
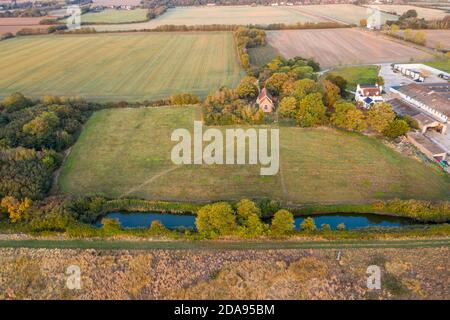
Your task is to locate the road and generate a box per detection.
[0,238,449,250]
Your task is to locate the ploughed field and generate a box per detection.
[366,4,449,20]
[93,5,328,31]
[267,28,434,68]
[0,17,54,35]
[59,106,450,204]
[292,4,398,25]
[79,9,149,24]
[0,32,244,101]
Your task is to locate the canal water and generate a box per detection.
[97,212,416,230]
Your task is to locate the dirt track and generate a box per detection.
[267,28,434,68]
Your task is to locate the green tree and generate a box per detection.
[321,223,331,232]
[337,223,346,231]
[404,28,413,41]
[236,76,259,100]
[297,93,327,127]
[390,24,400,35]
[23,111,60,140]
[265,73,289,96]
[376,76,385,87]
[270,209,294,236]
[196,202,237,237]
[413,30,426,45]
[325,73,348,98]
[331,102,367,132]
[321,80,340,108]
[300,217,317,231]
[278,96,298,118]
[367,102,395,133]
[236,199,265,237]
[1,92,30,112]
[293,79,321,100]
[383,119,410,138]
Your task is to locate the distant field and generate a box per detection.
[367,4,448,20]
[92,0,141,5]
[80,9,148,24]
[59,106,450,204]
[417,30,450,50]
[0,32,243,101]
[326,65,380,90]
[294,4,398,25]
[0,16,53,35]
[94,5,327,31]
[267,29,433,68]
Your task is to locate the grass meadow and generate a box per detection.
[59,106,450,204]
[326,65,380,90]
[80,9,149,24]
[0,32,244,101]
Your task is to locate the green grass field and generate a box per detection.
[80,9,148,24]
[326,65,380,90]
[0,32,244,101]
[425,60,450,73]
[248,44,280,68]
[59,106,450,204]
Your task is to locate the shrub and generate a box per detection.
[169,93,199,106]
[383,119,410,138]
[101,218,121,233]
[148,220,170,236]
[337,223,346,231]
[270,209,295,236]
[300,217,317,231]
[1,92,31,112]
[321,223,331,232]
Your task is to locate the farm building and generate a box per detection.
[388,98,446,134]
[392,64,427,82]
[390,83,449,132]
[407,132,447,162]
[256,88,274,113]
[355,84,384,108]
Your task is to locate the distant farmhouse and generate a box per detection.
[355,84,384,108]
[256,88,274,113]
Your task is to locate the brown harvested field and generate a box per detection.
[0,17,54,36]
[267,28,434,68]
[92,0,142,5]
[419,30,450,50]
[1,247,449,299]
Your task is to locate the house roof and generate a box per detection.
[359,85,381,96]
[363,97,373,104]
[407,132,446,156]
[257,88,273,103]
[388,98,420,117]
[398,83,450,118]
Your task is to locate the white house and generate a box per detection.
[355,84,384,108]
